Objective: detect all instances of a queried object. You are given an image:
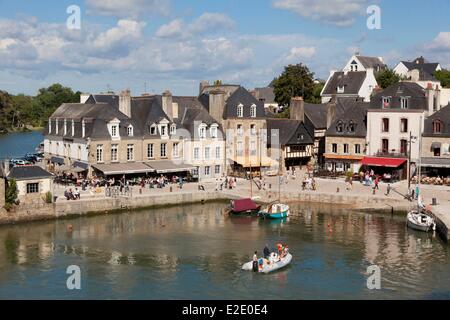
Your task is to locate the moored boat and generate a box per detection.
[259,203,290,219]
[229,198,261,215]
[407,210,436,232]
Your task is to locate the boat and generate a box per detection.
[229,198,261,215]
[259,203,290,219]
[405,116,436,233]
[407,210,436,232]
[242,252,292,274]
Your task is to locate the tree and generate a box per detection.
[271,63,315,108]
[375,69,400,89]
[434,69,450,88]
[309,82,325,104]
[5,179,18,210]
[213,80,223,85]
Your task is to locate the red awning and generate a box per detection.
[232,198,258,212]
[361,157,407,168]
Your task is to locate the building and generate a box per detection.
[44,90,225,179]
[394,56,441,81]
[324,101,370,173]
[251,87,282,114]
[265,97,315,173]
[365,82,436,177]
[7,166,54,203]
[421,104,450,176]
[321,55,386,103]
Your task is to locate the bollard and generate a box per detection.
[336,187,339,193]
[432,198,437,206]
[170,186,173,192]
[139,188,142,195]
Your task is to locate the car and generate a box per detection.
[11,159,29,166]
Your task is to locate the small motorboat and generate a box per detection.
[242,252,292,274]
[259,203,290,219]
[229,198,261,215]
[407,210,436,232]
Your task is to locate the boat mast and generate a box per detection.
[278,153,281,202]
[417,116,423,210]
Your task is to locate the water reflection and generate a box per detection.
[0,202,448,299]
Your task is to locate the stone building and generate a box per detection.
[421,104,450,176]
[7,166,54,204]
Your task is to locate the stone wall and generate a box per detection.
[422,137,450,158]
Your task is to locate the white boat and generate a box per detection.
[407,210,436,232]
[242,252,292,274]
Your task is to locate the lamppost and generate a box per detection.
[407,131,417,191]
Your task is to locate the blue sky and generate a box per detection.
[0,0,449,96]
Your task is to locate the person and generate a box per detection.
[385,183,391,196]
[74,188,80,200]
[277,243,283,256]
[252,251,258,272]
[373,176,379,190]
[263,244,270,259]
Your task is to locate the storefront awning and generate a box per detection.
[431,142,441,150]
[50,156,64,165]
[324,154,364,161]
[361,157,407,168]
[73,161,89,170]
[421,157,450,168]
[146,160,194,173]
[92,163,155,175]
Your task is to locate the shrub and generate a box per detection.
[44,191,53,204]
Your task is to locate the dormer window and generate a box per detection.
[237,104,243,117]
[149,124,156,135]
[336,121,344,133]
[382,97,390,108]
[160,125,167,136]
[433,120,443,134]
[350,60,358,72]
[170,124,176,135]
[210,125,218,138]
[400,97,408,109]
[250,104,257,118]
[199,124,207,139]
[337,86,345,93]
[348,121,355,133]
[111,125,118,138]
[127,125,133,137]
[71,119,75,136]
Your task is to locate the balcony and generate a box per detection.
[375,149,407,158]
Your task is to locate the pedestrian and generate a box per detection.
[373,176,379,190]
[385,183,391,196]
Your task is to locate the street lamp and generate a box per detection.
[407,131,417,191]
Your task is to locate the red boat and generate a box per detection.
[229,198,261,215]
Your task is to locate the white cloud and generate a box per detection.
[425,32,450,51]
[155,19,184,38]
[283,46,316,63]
[85,0,171,19]
[272,0,369,27]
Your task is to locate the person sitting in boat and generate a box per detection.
[258,258,264,271]
[277,243,283,256]
[263,244,270,259]
[252,251,258,272]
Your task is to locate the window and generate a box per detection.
[348,121,355,133]
[382,118,389,132]
[127,144,134,161]
[48,119,52,134]
[204,166,211,176]
[204,147,210,160]
[434,146,441,157]
[71,120,75,136]
[192,167,199,177]
[215,165,221,175]
[336,121,344,133]
[194,147,200,160]
[127,125,133,137]
[149,125,156,135]
[237,124,243,136]
[343,144,349,154]
[215,146,221,159]
[400,97,408,109]
[332,143,337,153]
[96,145,103,163]
[26,183,39,194]
[382,139,389,153]
[82,120,85,138]
[433,120,443,133]
[199,125,206,139]
[382,97,390,108]
[337,86,345,93]
[111,125,118,137]
[237,141,243,156]
[160,125,167,136]
[170,124,176,135]
[173,143,179,157]
[237,104,243,117]
[355,144,361,154]
[400,118,408,133]
[400,139,408,155]
[250,124,256,135]
[250,104,257,118]
[160,143,167,158]
[210,126,218,138]
[111,144,118,162]
[250,141,257,156]
[147,144,154,159]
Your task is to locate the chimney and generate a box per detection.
[162,90,173,121]
[326,99,337,129]
[435,85,441,111]
[290,97,304,122]
[199,80,209,96]
[426,83,435,115]
[119,89,131,118]
[209,89,226,125]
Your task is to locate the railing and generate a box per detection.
[105,186,133,198]
[374,150,407,158]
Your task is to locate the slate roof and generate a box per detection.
[401,60,440,76]
[369,82,428,110]
[267,119,314,146]
[356,56,386,70]
[326,101,370,137]
[224,86,266,119]
[304,98,356,130]
[322,71,366,95]
[85,94,120,109]
[254,87,276,103]
[8,166,54,180]
[423,104,450,137]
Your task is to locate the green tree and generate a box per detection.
[213,80,223,85]
[434,69,450,88]
[375,69,400,89]
[271,63,315,108]
[5,179,18,210]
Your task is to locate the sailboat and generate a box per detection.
[406,116,436,232]
[259,154,290,219]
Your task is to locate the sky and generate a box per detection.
[0,0,449,96]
